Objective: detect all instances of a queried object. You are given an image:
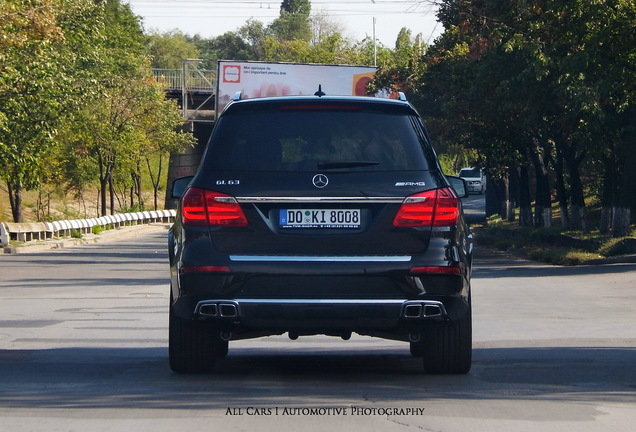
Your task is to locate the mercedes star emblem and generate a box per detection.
[312,174,329,188]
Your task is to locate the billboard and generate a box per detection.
[216,61,377,114]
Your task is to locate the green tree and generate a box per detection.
[281,0,311,14]
[269,0,312,41]
[89,5,193,214]
[204,32,254,61]
[370,28,427,100]
[188,19,267,66]
[56,0,194,216]
[137,96,196,211]
[401,0,634,234]
[80,0,147,215]
[0,0,104,222]
[238,19,268,59]
[146,30,199,69]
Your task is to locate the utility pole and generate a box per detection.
[373,17,377,66]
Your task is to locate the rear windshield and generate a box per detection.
[204,109,430,172]
[459,168,480,177]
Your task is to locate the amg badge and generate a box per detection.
[395,181,426,187]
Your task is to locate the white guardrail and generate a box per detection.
[0,210,176,247]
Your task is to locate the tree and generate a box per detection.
[203,32,254,62]
[0,0,63,52]
[138,96,196,211]
[146,30,199,69]
[56,0,194,216]
[524,0,635,234]
[370,28,427,99]
[61,69,194,215]
[269,0,312,41]
[261,9,381,65]
[0,0,103,222]
[188,19,267,66]
[238,19,268,59]
[281,0,311,15]
[310,10,345,46]
[394,0,634,234]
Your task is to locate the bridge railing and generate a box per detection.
[152,69,216,92]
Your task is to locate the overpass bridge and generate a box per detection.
[153,62,217,208]
[152,66,216,122]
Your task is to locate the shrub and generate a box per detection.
[599,238,629,257]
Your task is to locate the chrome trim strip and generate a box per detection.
[232,299,408,305]
[236,196,404,204]
[229,255,412,262]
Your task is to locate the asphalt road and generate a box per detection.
[0,222,635,432]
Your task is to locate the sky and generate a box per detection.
[126,0,444,47]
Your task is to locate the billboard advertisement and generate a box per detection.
[216,61,377,114]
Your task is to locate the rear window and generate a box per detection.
[459,168,480,177]
[204,108,430,172]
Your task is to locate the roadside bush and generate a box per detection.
[599,238,630,257]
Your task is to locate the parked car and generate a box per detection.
[459,167,486,194]
[168,91,473,374]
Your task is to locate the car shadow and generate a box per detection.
[0,345,634,410]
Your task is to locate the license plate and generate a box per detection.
[280,209,361,229]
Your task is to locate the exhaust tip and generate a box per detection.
[196,301,239,319]
[402,301,447,319]
[198,303,218,317]
[404,304,423,318]
[219,303,238,317]
[424,305,442,317]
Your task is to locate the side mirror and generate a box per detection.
[446,175,468,198]
[171,176,194,199]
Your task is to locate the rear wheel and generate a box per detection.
[410,340,425,357]
[422,305,472,374]
[169,305,219,373]
[215,338,229,358]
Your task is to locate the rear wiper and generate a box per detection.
[316,161,380,169]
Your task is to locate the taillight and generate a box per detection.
[180,265,231,274]
[181,187,248,227]
[410,266,461,275]
[392,187,460,227]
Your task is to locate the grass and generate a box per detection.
[523,246,601,266]
[92,225,104,235]
[476,205,636,265]
[1,187,165,223]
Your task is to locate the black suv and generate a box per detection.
[168,92,473,374]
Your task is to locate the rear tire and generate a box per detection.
[169,305,219,373]
[422,305,472,374]
[410,340,425,357]
[215,339,229,358]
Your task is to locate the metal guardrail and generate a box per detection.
[0,210,176,247]
[152,69,216,92]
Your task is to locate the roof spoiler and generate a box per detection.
[232,88,407,101]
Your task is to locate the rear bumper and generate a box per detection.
[171,297,470,341]
[465,182,483,192]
